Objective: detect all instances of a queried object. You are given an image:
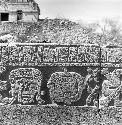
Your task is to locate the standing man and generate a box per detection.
[84,67,93,93]
[84,67,95,106]
[86,68,106,107]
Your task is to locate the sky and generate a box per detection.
[35,0,122,23]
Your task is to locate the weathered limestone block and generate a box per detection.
[47,68,85,104]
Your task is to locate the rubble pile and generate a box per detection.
[0,19,101,45]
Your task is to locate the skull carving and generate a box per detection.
[9,68,42,104]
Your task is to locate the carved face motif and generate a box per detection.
[16,78,39,104]
[9,68,42,104]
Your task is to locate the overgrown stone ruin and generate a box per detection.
[0,0,40,22]
[0,1,121,125]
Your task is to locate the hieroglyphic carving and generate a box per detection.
[1,44,122,67]
[101,47,122,63]
[68,47,77,62]
[58,47,69,62]
[77,45,99,63]
[43,46,58,62]
[0,44,100,66]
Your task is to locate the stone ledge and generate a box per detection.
[0,105,121,125]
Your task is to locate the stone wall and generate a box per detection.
[0,44,121,124]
